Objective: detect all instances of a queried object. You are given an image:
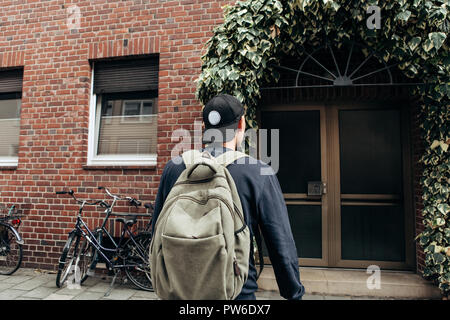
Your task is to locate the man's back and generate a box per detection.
[152,145,305,300]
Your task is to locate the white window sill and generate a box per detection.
[0,158,18,168]
[85,154,157,169]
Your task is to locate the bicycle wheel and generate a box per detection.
[56,233,80,288]
[124,232,153,291]
[77,237,96,284]
[0,225,23,275]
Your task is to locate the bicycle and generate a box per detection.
[88,186,154,292]
[55,188,153,295]
[0,204,24,275]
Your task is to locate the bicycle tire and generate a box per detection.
[0,225,23,275]
[77,237,95,284]
[124,232,153,291]
[56,233,79,288]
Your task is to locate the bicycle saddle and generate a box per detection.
[115,215,137,227]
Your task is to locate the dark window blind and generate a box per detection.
[93,57,159,94]
[0,68,23,93]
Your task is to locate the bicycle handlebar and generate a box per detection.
[55,189,110,208]
[98,186,142,208]
[56,187,144,210]
[55,190,74,196]
[129,198,142,207]
[144,203,154,212]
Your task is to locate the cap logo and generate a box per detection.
[208,110,221,125]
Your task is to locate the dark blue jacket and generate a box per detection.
[152,145,305,300]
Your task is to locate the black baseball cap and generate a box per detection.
[202,94,245,144]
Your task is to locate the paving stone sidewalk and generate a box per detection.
[0,268,383,300]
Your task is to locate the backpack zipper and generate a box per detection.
[173,175,226,187]
[177,194,246,228]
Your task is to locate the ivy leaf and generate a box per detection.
[396,10,412,22]
[420,235,430,246]
[242,14,253,26]
[431,140,449,152]
[422,38,434,52]
[433,253,446,264]
[322,0,340,11]
[228,71,240,81]
[408,37,421,51]
[250,1,264,13]
[238,48,247,57]
[428,32,447,51]
[237,9,248,16]
[432,217,446,228]
[437,203,450,215]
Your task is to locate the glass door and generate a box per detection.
[330,105,414,269]
[260,105,329,266]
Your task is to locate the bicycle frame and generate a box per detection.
[72,202,148,270]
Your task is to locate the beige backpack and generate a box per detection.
[150,150,251,300]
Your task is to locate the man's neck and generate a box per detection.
[223,139,236,151]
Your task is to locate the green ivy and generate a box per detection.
[196,0,450,296]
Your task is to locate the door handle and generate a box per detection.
[308,181,326,196]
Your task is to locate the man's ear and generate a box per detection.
[238,115,246,130]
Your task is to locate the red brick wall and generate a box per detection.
[0,0,232,270]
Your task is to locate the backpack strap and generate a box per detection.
[216,150,265,279]
[214,150,248,167]
[182,150,247,167]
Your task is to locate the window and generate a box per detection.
[96,92,157,156]
[88,56,159,166]
[0,68,23,167]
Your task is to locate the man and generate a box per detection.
[152,94,305,300]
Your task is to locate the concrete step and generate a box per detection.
[257,267,442,299]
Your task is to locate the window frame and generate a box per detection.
[0,92,22,167]
[87,65,158,167]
